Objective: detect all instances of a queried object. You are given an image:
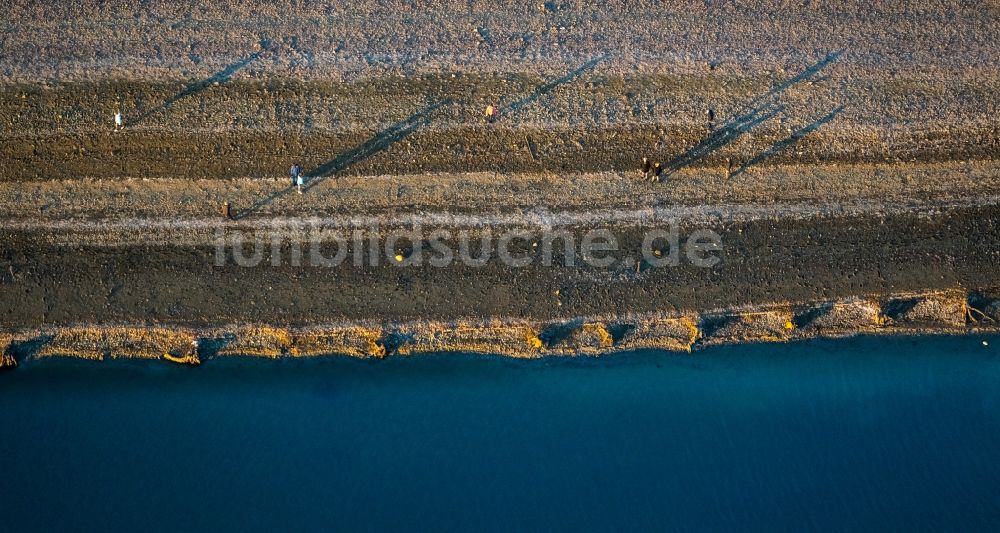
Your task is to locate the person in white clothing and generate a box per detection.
[114,111,123,131]
[296,172,304,194]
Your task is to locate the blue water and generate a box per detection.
[2,335,999,532]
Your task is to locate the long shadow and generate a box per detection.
[304,98,452,189]
[660,51,841,179]
[234,184,296,221]
[235,98,452,219]
[130,51,264,126]
[734,51,841,117]
[661,102,784,177]
[729,105,845,178]
[502,54,607,116]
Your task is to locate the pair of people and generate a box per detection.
[290,163,304,193]
[640,157,663,181]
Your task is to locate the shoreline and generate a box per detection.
[4,289,997,369]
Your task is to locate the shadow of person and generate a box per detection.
[501,54,608,116]
[660,51,842,179]
[728,105,846,179]
[130,51,265,127]
[235,98,453,220]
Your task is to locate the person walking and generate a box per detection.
[296,171,304,194]
[114,111,123,131]
[290,163,302,186]
[651,162,663,182]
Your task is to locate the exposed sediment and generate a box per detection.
[0,334,15,369]
[2,290,997,367]
[29,327,196,361]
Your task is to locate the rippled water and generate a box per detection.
[2,334,999,531]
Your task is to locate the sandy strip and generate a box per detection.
[5,194,999,248]
[5,194,999,232]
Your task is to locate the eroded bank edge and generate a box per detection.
[2,289,998,369]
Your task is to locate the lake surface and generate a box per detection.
[2,334,999,531]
